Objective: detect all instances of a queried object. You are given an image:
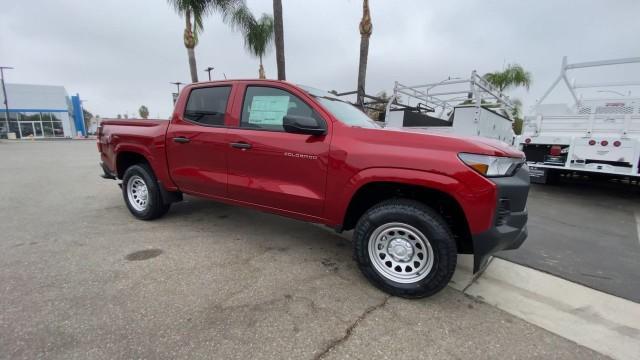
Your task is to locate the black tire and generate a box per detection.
[353,199,457,298]
[122,164,170,220]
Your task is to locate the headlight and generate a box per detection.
[458,153,524,177]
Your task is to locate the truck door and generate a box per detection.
[166,85,232,197]
[226,85,330,218]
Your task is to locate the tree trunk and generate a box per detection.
[357,0,372,107]
[357,35,370,107]
[259,56,266,79]
[184,12,198,83]
[187,47,198,83]
[273,0,286,80]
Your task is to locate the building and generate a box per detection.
[0,83,86,139]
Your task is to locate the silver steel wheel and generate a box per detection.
[127,175,149,212]
[368,222,434,284]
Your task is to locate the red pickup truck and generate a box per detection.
[98,80,529,298]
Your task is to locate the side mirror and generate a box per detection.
[283,115,327,136]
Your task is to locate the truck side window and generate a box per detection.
[240,86,318,132]
[184,86,231,126]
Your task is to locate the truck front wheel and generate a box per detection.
[122,164,170,220]
[353,199,457,298]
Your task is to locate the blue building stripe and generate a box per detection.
[70,95,86,136]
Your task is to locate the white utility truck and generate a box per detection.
[520,57,640,183]
[383,71,517,146]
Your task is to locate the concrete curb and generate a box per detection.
[450,255,640,360]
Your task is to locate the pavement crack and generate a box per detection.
[315,295,391,359]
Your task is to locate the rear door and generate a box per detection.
[226,84,331,218]
[166,85,233,197]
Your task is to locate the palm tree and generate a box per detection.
[483,63,532,92]
[484,64,531,135]
[356,0,372,107]
[243,14,274,79]
[167,0,254,83]
[273,0,286,80]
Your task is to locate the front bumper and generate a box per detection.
[471,165,530,273]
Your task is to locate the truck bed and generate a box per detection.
[98,118,172,186]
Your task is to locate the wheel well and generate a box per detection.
[116,152,149,179]
[342,182,473,254]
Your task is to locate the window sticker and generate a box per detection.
[248,95,290,125]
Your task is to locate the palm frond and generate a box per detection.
[243,13,274,58]
[208,0,243,18]
[505,64,532,90]
[168,0,251,35]
[484,63,532,92]
[167,0,211,34]
[484,72,507,91]
[223,2,256,35]
[193,10,204,34]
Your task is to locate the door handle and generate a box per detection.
[230,142,252,150]
[173,137,191,144]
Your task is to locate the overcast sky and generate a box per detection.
[1,0,639,118]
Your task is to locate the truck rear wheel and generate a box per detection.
[122,164,170,220]
[353,199,457,298]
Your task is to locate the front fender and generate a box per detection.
[326,167,496,235]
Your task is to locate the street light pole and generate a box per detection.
[170,82,184,105]
[170,81,184,93]
[204,67,214,81]
[0,66,14,137]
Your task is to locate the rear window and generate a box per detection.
[184,86,231,126]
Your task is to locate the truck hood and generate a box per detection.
[370,127,524,158]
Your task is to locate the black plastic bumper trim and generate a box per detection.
[471,165,530,273]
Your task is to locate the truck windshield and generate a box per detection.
[299,85,380,129]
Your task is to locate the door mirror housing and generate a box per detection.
[283,115,327,136]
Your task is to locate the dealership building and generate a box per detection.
[0,83,86,139]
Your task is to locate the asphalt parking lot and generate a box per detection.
[499,176,640,302]
[0,140,607,359]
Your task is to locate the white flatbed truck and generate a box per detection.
[519,56,640,183]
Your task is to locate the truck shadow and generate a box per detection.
[166,195,352,249]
